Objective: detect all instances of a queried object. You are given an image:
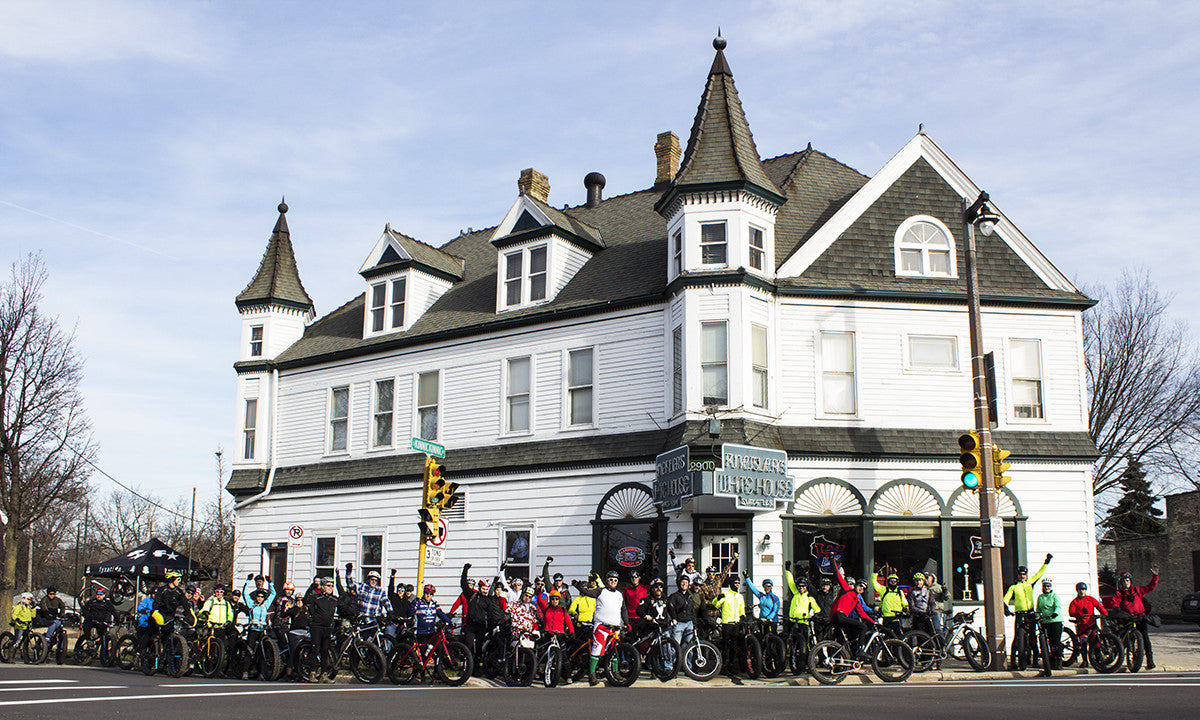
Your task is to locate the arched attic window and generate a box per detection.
[894,216,956,278]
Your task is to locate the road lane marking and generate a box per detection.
[159,683,280,688]
[0,680,76,685]
[0,686,404,707]
[0,686,125,693]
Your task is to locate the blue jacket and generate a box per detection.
[408,598,451,634]
[745,578,781,623]
[243,579,277,629]
[136,597,155,628]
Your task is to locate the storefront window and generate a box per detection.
[596,521,660,584]
[872,521,941,587]
[951,524,1017,602]
[792,522,862,584]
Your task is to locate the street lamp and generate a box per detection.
[961,190,1006,669]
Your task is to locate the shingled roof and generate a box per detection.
[364,226,464,281]
[235,201,315,312]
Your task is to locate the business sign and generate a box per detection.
[712,443,793,511]
[810,535,846,574]
[653,446,693,512]
[615,546,645,567]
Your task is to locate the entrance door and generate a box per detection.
[266,547,287,596]
[702,535,745,579]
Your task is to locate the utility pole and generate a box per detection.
[188,487,196,580]
[962,192,1006,669]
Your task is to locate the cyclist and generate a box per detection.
[908,572,933,636]
[783,566,821,650]
[509,585,541,638]
[133,589,157,655]
[11,592,35,648]
[246,586,276,643]
[304,577,337,683]
[81,586,117,647]
[743,572,780,633]
[712,576,747,671]
[569,573,599,644]
[624,570,649,628]
[1035,578,1065,675]
[408,584,451,640]
[1003,553,1052,615]
[572,569,628,686]
[153,571,188,641]
[925,572,947,634]
[670,552,704,585]
[1107,566,1159,669]
[542,556,573,607]
[531,575,550,613]
[459,563,506,663]
[667,575,696,647]
[34,586,66,642]
[637,578,670,638]
[542,589,575,636]
[201,584,236,648]
[1068,581,1107,669]
[340,563,392,621]
[871,570,909,638]
[830,558,876,657]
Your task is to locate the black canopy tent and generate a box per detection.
[85,538,216,582]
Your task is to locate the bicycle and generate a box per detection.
[0,625,48,664]
[1107,614,1146,673]
[716,618,763,679]
[747,618,786,678]
[1010,610,1076,672]
[533,630,569,687]
[902,608,991,673]
[298,618,386,683]
[808,622,915,684]
[593,624,641,687]
[502,627,538,687]
[73,622,116,667]
[1071,619,1124,673]
[139,622,189,678]
[785,620,816,676]
[677,623,722,681]
[189,624,228,678]
[386,621,473,686]
[630,622,681,682]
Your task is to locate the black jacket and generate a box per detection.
[307,592,336,628]
[667,590,695,623]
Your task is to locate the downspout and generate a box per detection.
[235,366,279,511]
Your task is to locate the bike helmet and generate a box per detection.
[762,579,773,587]
[1016,566,1028,575]
[94,587,106,597]
[1118,571,1132,582]
[796,577,809,588]
[1041,578,1053,588]
[549,590,562,599]
[367,570,382,581]
[46,586,57,594]
[165,570,182,581]
[605,570,619,580]
[819,576,832,585]
[650,578,665,588]
[214,584,225,592]
[477,579,490,592]
[21,592,33,600]
[887,573,899,581]
[283,581,295,591]
[423,584,436,595]
[1076,582,1088,591]
[912,572,925,581]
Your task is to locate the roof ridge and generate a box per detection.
[388,226,465,262]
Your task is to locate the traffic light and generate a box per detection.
[427,460,459,511]
[993,444,1012,489]
[418,506,442,540]
[958,431,983,491]
[417,457,447,541]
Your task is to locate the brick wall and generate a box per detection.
[1102,489,1200,617]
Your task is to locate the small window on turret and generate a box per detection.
[249,326,263,357]
[749,227,765,271]
[700,223,727,266]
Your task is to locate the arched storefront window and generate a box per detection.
[789,479,867,582]
[947,486,1023,603]
[592,483,665,583]
[868,480,944,583]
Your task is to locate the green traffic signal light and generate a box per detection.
[958,431,983,491]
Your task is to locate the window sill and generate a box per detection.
[895,270,958,279]
[559,424,598,434]
[814,413,864,422]
[323,451,351,459]
[365,445,395,454]
[500,430,534,440]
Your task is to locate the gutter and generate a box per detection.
[235,366,279,510]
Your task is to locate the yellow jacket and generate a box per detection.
[11,604,35,629]
[569,595,596,624]
[1003,561,1049,612]
[713,589,746,624]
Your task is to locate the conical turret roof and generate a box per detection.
[235,199,315,312]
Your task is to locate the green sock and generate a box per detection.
[589,656,599,673]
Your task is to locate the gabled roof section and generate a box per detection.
[769,147,870,270]
[235,200,315,312]
[776,132,1082,295]
[491,193,605,251]
[656,37,783,213]
[358,225,464,282]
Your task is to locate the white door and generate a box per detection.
[702,535,745,578]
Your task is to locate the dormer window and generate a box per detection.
[370,283,386,332]
[503,245,549,308]
[700,222,727,266]
[359,226,463,338]
[895,216,956,277]
[390,278,406,327]
[368,276,409,335]
[749,226,765,271]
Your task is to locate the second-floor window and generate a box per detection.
[751,324,768,409]
[506,357,531,433]
[249,325,263,357]
[672,326,683,414]
[701,321,728,406]
[567,348,594,426]
[329,386,349,452]
[1010,339,1044,419]
[417,371,439,440]
[700,222,727,266]
[749,226,765,271]
[820,331,857,415]
[908,335,958,370]
[373,378,394,448]
[243,399,257,460]
[370,283,387,332]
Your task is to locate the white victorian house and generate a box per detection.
[229,38,1098,616]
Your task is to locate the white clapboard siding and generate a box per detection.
[553,243,592,298]
[443,361,501,443]
[534,351,562,431]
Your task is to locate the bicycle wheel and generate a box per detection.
[649,636,680,682]
[961,628,991,672]
[541,645,562,687]
[479,638,504,679]
[436,640,473,687]
[55,633,68,665]
[808,640,852,685]
[115,634,136,670]
[24,633,47,664]
[903,630,936,673]
[349,641,386,684]
[294,642,317,681]
[140,639,159,675]
[258,638,283,681]
[74,635,96,666]
[0,632,14,663]
[1038,627,1053,675]
[1060,627,1079,667]
[788,628,811,675]
[742,634,763,679]
[604,641,641,687]
[1121,628,1143,673]
[871,638,914,682]
[1010,626,1028,670]
[503,646,536,687]
[387,644,421,685]
[165,635,189,678]
[199,637,226,678]
[100,632,116,667]
[682,638,722,681]
[761,634,785,678]
[1089,631,1124,674]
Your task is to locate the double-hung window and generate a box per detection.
[504,246,548,307]
[672,230,683,276]
[749,226,765,271]
[701,322,728,406]
[329,386,349,452]
[672,326,683,414]
[417,371,439,441]
[700,223,727,266]
[820,331,857,415]
[315,537,336,580]
[373,379,394,448]
[360,534,383,582]
[506,357,531,433]
[504,252,523,307]
[249,326,263,357]
[370,283,387,332]
[567,348,594,426]
[243,399,257,460]
[390,278,406,328]
[1010,339,1044,419]
[751,324,768,409]
[528,246,547,302]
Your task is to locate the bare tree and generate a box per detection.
[1085,269,1200,497]
[87,488,189,559]
[0,254,95,627]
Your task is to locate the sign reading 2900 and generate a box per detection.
[713,443,793,511]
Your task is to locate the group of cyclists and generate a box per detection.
[3,551,1162,685]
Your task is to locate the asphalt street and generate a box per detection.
[2,663,1199,720]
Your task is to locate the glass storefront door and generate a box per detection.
[702,535,744,578]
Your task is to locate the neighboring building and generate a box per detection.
[228,37,1098,617]
[1099,489,1200,617]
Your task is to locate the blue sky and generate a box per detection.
[2,1,1198,506]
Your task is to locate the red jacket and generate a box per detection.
[450,592,468,617]
[831,561,875,622]
[1068,595,1107,632]
[623,584,649,620]
[1106,575,1157,615]
[541,605,575,635]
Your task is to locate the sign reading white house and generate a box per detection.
[713,443,793,511]
[654,446,693,512]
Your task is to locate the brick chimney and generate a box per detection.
[518,168,550,203]
[655,131,681,187]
